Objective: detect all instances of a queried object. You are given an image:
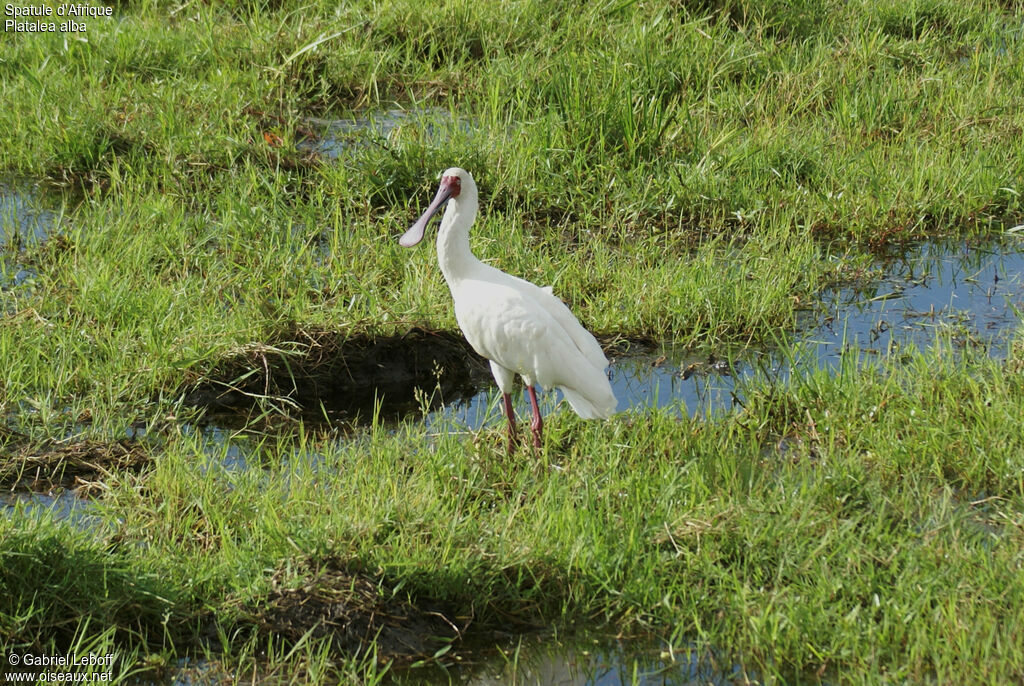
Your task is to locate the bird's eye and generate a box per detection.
[444,175,462,197]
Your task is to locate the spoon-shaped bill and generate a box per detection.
[399,185,454,247]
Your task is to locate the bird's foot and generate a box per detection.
[527,386,543,451]
[530,417,543,451]
[506,428,520,455]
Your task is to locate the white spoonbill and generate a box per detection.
[399,167,617,451]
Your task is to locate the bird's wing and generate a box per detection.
[508,275,608,371]
[454,283,551,374]
[454,277,617,419]
[454,278,605,384]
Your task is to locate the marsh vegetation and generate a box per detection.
[1,0,1023,683]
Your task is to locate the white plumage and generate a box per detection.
[399,167,617,450]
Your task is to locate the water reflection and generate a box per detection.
[301,108,470,158]
[0,490,98,527]
[0,180,56,245]
[426,237,1024,432]
[0,180,59,291]
[400,636,758,686]
[812,238,1024,364]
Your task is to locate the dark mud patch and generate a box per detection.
[250,558,467,664]
[0,439,151,496]
[183,328,490,424]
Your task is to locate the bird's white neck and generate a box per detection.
[436,195,481,286]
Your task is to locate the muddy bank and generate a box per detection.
[0,438,151,496]
[181,328,664,427]
[249,557,468,664]
[182,327,493,422]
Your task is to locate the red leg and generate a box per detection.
[527,386,543,449]
[502,392,519,454]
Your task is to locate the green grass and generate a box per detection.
[2,0,1024,682]
[3,334,1023,682]
[1,0,1022,424]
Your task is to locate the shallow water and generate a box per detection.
[428,237,1024,433]
[811,238,1023,364]
[0,490,99,527]
[300,108,469,158]
[150,635,756,686]
[400,636,758,686]
[0,180,59,290]
[0,180,56,245]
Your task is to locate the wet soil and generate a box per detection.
[183,327,492,423]
[250,557,468,664]
[181,329,661,430]
[0,438,151,496]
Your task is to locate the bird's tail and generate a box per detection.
[560,374,617,419]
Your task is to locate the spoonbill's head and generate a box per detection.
[399,167,475,248]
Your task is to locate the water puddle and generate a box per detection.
[0,490,98,528]
[0,180,56,245]
[0,179,60,291]
[184,237,1024,439]
[150,635,758,686]
[0,436,151,525]
[300,108,469,158]
[399,635,758,686]
[425,343,741,435]
[151,658,226,686]
[427,237,1024,432]
[810,237,1023,364]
